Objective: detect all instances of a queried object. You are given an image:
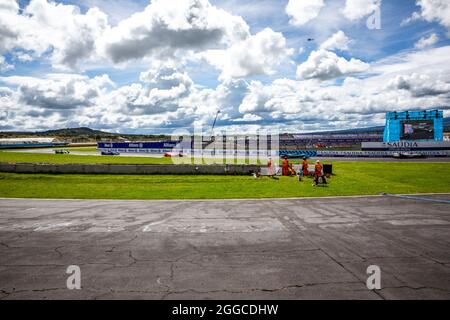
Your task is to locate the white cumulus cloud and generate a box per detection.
[0,0,109,70]
[106,63,194,116]
[1,73,113,109]
[296,49,369,80]
[342,0,381,21]
[285,0,324,26]
[98,0,250,63]
[415,33,439,49]
[1,0,252,70]
[320,30,351,51]
[386,73,450,97]
[416,0,450,34]
[200,28,293,80]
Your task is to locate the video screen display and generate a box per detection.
[401,120,434,140]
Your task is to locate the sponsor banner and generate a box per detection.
[97,148,274,157]
[362,141,450,151]
[318,150,450,157]
[98,141,180,149]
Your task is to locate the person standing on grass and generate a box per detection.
[302,157,309,177]
[297,163,303,182]
[313,160,327,186]
[267,157,274,178]
[282,156,290,176]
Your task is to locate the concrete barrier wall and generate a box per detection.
[0,162,261,175]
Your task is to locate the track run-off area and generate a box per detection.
[0,194,449,299]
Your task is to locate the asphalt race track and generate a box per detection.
[6,149,450,162]
[0,195,449,299]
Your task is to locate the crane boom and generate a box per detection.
[211,110,220,136]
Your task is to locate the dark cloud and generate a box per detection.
[387,74,450,97]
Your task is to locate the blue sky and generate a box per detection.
[1,0,450,133]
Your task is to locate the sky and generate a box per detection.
[0,0,450,134]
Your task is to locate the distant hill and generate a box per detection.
[0,127,114,136]
[41,127,115,136]
[0,127,169,142]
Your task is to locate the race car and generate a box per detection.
[101,151,120,156]
[392,152,426,159]
[164,152,187,158]
[54,149,70,154]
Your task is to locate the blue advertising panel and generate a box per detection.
[98,141,182,149]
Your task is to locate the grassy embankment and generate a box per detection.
[0,151,449,199]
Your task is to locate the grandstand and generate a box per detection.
[280,133,382,150]
[0,138,68,149]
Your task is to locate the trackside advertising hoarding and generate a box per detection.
[362,141,450,151]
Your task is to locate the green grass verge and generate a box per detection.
[0,162,449,199]
[0,151,174,164]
